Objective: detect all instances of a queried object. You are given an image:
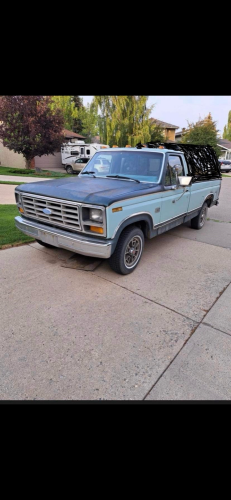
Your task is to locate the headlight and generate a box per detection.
[89,208,103,223]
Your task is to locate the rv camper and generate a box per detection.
[61,141,109,166]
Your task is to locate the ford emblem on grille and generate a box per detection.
[43,208,52,215]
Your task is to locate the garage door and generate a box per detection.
[35,152,62,170]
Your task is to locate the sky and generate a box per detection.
[80,96,231,137]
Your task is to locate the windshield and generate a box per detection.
[80,151,164,183]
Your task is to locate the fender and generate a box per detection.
[111,213,154,254]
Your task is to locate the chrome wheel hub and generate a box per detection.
[124,236,142,268]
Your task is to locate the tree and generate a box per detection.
[77,101,99,142]
[93,96,154,147]
[72,95,84,134]
[50,96,78,131]
[149,120,165,143]
[0,96,64,169]
[181,112,221,157]
[223,111,231,140]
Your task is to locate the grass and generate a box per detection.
[0,166,69,178]
[0,205,35,249]
[0,181,24,185]
[222,174,231,178]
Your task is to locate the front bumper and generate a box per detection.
[15,216,112,259]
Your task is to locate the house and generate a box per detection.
[217,139,231,160]
[0,129,86,170]
[34,129,87,170]
[150,119,179,142]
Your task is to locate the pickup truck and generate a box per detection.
[15,143,222,275]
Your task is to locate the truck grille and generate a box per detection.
[21,195,81,231]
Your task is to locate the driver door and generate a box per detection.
[160,154,190,223]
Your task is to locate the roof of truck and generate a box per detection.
[95,147,183,154]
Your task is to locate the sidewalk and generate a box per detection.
[0,175,50,183]
[0,176,53,204]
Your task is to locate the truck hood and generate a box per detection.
[16,176,163,206]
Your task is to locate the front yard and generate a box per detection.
[0,205,34,249]
[0,166,69,178]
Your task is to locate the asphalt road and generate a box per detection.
[0,178,231,400]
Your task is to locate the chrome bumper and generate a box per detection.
[15,216,112,259]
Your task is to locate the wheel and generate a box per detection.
[226,170,229,173]
[66,165,74,174]
[191,202,208,230]
[36,239,54,248]
[109,226,144,275]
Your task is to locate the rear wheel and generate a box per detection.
[36,239,54,248]
[109,226,144,275]
[66,165,74,174]
[191,202,208,230]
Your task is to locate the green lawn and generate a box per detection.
[0,205,35,249]
[0,181,24,185]
[0,166,69,178]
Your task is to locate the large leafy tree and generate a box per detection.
[93,96,154,147]
[223,111,231,140]
[181,113,221,157]
[50,96,78,131]
[0,95,64,169]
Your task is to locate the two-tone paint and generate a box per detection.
[14,148,221,259]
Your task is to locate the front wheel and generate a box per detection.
[66,165,74,174]
[191,202,208,230]
[109,226,144,275]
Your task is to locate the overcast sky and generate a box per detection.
[80,96,231,136]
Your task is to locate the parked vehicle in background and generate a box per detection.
[61,141,109,167]
[65,158,89,174]
[219,159,231,173]
[15,143,221,275]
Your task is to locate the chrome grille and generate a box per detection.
[21,195,81,231]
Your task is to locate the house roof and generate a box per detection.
[150,118,179,130]
[175,129,186,137]
[63,129,86,139]
[217,139,231,150]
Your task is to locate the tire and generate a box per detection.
[36,239,54,248]
[109,226,144,275]
[226,170,229,173]
[66,165,74,174]
[191,202,208,230]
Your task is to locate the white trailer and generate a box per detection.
[61,141,109,165]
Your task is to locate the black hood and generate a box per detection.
[16,176,163,206]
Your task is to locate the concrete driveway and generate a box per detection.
[0,178,231,400]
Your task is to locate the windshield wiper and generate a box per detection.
[81,171,96,177]
[106,175,140,183]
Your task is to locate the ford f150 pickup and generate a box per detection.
[15,143,222,275]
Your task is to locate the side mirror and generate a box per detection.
[178,176,192,186]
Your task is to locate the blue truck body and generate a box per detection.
[15,146,222,274]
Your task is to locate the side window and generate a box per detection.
[86,149,90,155]
[165,155,184,185]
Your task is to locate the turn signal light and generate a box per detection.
[90,226,104,234]
[112,207,122,213]
[19,207,24,213]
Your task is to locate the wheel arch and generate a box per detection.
[204,193,214,207]
[111,213,153,255]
